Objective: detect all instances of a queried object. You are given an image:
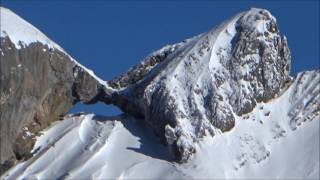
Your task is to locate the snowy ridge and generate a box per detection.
[108,34,203,90]
[0,7,63,51]
[2,71,319,179]
[0,6,110,89]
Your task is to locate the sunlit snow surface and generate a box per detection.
[0,7,63,50]
[3,71,319,179]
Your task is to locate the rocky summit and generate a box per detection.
[101,8,292,162]
[0,7,319,179]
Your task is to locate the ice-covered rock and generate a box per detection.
[103,8,292,161]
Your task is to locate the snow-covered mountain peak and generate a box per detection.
[238,8,277,31]
[0,7,63,50]
[0,6,109,88]
[0,7,318,179]
[0,6,292,163]
[104,8,292,162]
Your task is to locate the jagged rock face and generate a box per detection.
[0,37,104,174]
[287,70,320,130]
[229,10,291,114]
[105,8,292,162]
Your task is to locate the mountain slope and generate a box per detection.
[0,6,319,179]
[99,8,292,161]
[2,70,319,179]
[0,7,113,173]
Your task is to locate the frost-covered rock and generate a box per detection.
[104,8,292,161]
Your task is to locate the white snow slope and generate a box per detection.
[2,71,319,180]
[0,7,62,50]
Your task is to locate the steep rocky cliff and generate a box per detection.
[0,7,112,174]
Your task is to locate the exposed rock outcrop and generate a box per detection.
[287,70,320,130]
[100,8,292,162]
[0,38,110,173]
[0,8,112,173]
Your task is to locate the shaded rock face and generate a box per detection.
[0,37,104,174]
[103,9,292,162]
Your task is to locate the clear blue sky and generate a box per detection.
[2,0,319,116]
